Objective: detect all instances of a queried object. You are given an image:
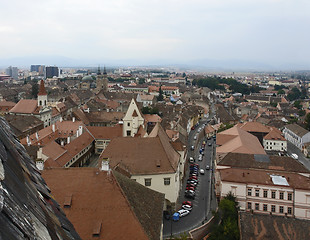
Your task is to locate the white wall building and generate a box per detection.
[283,123,310,150]
[122,98,145,137]
[218,168,310,220]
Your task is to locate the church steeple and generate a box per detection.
[103,65,107,75]
[38,80,47,96]
[37,80,48,107]
[97,65,101,75]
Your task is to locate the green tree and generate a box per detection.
[141,106,151,114]
[138,78,146,84]
[305,113,310,130]
[31,82,39,98]
[294,100,302,109]
[287,87,301,101]
[157,86,164,101]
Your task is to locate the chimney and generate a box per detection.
[26,135,31,146]
[35,132,39,140]
[72,117,75,122]
[60,117,63,122]
[61,140,64,146]
[101,160,110,171]
[79,125,83,136]
[67,136,70,144]
[76,129,79,138]
[52,124,55,132]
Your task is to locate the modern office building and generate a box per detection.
[45,66,59,78]
[6,66,18,80]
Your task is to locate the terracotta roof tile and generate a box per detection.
[219,168,310,190]
[9,99,38,114]
[216,126,266,155]
[238,121,270,133]
[100,125,180,174]
[42,168,158,240]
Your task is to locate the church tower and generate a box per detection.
[96,66,108,92]
[37,80,47,107]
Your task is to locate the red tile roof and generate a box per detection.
[42,168,151,240]
[86,125,123,139]
[9,99,38,114]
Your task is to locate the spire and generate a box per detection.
[97,65,101,75]
[103,65,107,75]
[38,80,47,96]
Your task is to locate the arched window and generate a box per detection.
[39,100,42,106]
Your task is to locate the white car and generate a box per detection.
[177,209,190,217]
[199,169,205,175]
[194,135,197,140]
[198,154,203,161]
[182,204,192,211]
[291,153,298,159]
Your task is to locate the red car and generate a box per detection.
[187,184,196,189]
[186,186,195,191]
[189,176,198,180]
[182,201,192,206]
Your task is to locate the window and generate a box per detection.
[144,178,151,186]
[127,122,130,127]
[255,189,260,197]
[263,204,268,211]
[164,178,171,185]
[248,202,252,209]
[248,188,252,196]
[271,191,276,199]
[279,192,284,200]
[255,203,259,210]
[97,140,104,145]
[263,190,268,198]
[126,130,131,136]
[279,206,284,213]
[271,205,276,212]
[288,193,292,201]
[288,207,292,215]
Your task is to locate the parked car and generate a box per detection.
[178,209,190,217]
[198,154,203,161]
[206,165,210,170]
[291,153,298,159]
[189,176,198,180]
[186,186,195,191]
[191,145,194,150]
[187,180,198,185]
[190,163,199,167]
[185,192,195,199]
[185,189,195,195]
[182,201,192,206]
[193,135,197,140]
[189,157,195,163]
[172,212,180,221]
[182,204,193,211]
[208,142,212,146]
[199,169,205,175]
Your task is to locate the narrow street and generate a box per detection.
[163,109,218,238]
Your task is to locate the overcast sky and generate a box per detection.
[0,0,309,68]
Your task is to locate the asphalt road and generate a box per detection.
[287,141,310,170]
[163,120,217,238]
